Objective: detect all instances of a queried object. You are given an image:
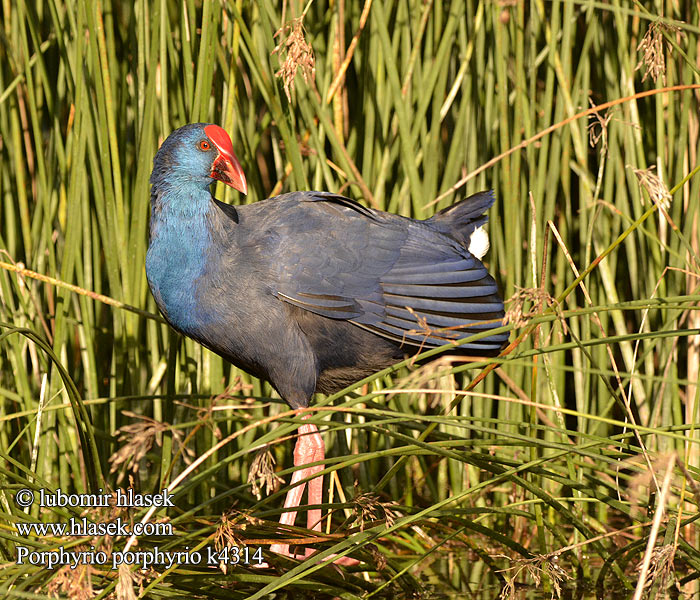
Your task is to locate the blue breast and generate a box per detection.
[146,198,213,336]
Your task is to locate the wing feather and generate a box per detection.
[270,192,507,351]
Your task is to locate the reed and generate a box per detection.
[0,1,698,598]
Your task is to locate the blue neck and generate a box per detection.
[146,182,213,334]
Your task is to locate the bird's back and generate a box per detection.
[197,192,506,401]
[237,192,506,348]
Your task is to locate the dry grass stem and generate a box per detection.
[2,2,700,596]
[45,564,95,600]
[114,563,139,600]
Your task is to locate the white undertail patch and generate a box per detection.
[468,225,490,260]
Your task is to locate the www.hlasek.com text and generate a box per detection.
[16,517,172,537]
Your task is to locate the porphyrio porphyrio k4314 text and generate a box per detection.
[146,123,508,563]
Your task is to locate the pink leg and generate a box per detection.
[268,417,360,566]
[306,455,323,532]
[270,419,324,557]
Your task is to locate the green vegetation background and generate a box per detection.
[1,0,699,598]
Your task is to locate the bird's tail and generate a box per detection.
[427,191,495,248]
[427,191,495,250]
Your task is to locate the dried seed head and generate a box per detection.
[350,492,400,532]
[214,509,246,574]
[587,100,612,153]
[108,411,185,484]
[635,21,680,84]
[498,554,571,600]
[271,16,316,102]
[247,447,284,500]
[45,564,95,600]
[504,287,562,332]
[629,165,672,210]
[636,544,677,592]
[115,562,139,600]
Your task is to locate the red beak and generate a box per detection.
[204,124,248,195]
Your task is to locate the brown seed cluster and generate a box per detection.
[629,165,672,210]
[272,17,316,102]
[635,21,681,84]
[108,411,181,484]
[504,286,560,331]
[247,447,284,500]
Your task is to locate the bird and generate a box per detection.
[146,123,508,563]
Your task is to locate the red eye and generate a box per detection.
[199,140,210,150]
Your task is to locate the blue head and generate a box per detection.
[147,124,247,331]
[150,123,247,196]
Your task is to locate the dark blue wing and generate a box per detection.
[269,192,507,351]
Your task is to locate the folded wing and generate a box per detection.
[272,192,507,351]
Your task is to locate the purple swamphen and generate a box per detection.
[146,123,507,562]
